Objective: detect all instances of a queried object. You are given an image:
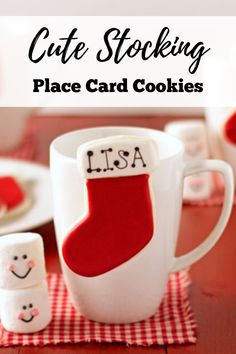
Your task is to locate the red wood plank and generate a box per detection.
[0,349,20,354]
[16,343,166,353]
[168,206,236,354]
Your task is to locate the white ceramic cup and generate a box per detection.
[50,126,234,324]
[205,107,236,183]
[219,109,236,183]
[0,108,33,152]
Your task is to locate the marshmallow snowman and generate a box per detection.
[0,233,46,289]
[0,280,51,333]
[0,233,52,333]
[165,120,213,200]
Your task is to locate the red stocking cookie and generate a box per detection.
[62,136,159,277]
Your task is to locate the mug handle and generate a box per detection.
[170,159,234,272]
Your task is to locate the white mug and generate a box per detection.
[205,107,236,183]
[219,109,236,183]
[0,108,33,152]
[50,126,234,324]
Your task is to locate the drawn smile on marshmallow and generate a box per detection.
[17,303,39,323]
[7,254,35,279]
[21,315,34,323]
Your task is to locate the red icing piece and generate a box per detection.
[0,195,6,209]
[62,174,154,277]
[224,111,236,145]
[0,177,25,210]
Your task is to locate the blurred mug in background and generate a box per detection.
[0,108,34,152]
[205,107,236,184]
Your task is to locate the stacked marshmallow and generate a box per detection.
[0,233,52,333]
[165,120,213,201]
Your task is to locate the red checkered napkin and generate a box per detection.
[0,271,196,347]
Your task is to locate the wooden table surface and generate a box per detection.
[3,114,236,354]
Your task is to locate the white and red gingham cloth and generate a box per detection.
[0,271,197,347]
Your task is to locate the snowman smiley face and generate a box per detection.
[7,254,35,279]
[17,303,39,323]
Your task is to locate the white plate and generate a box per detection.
[0,158,53,235]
